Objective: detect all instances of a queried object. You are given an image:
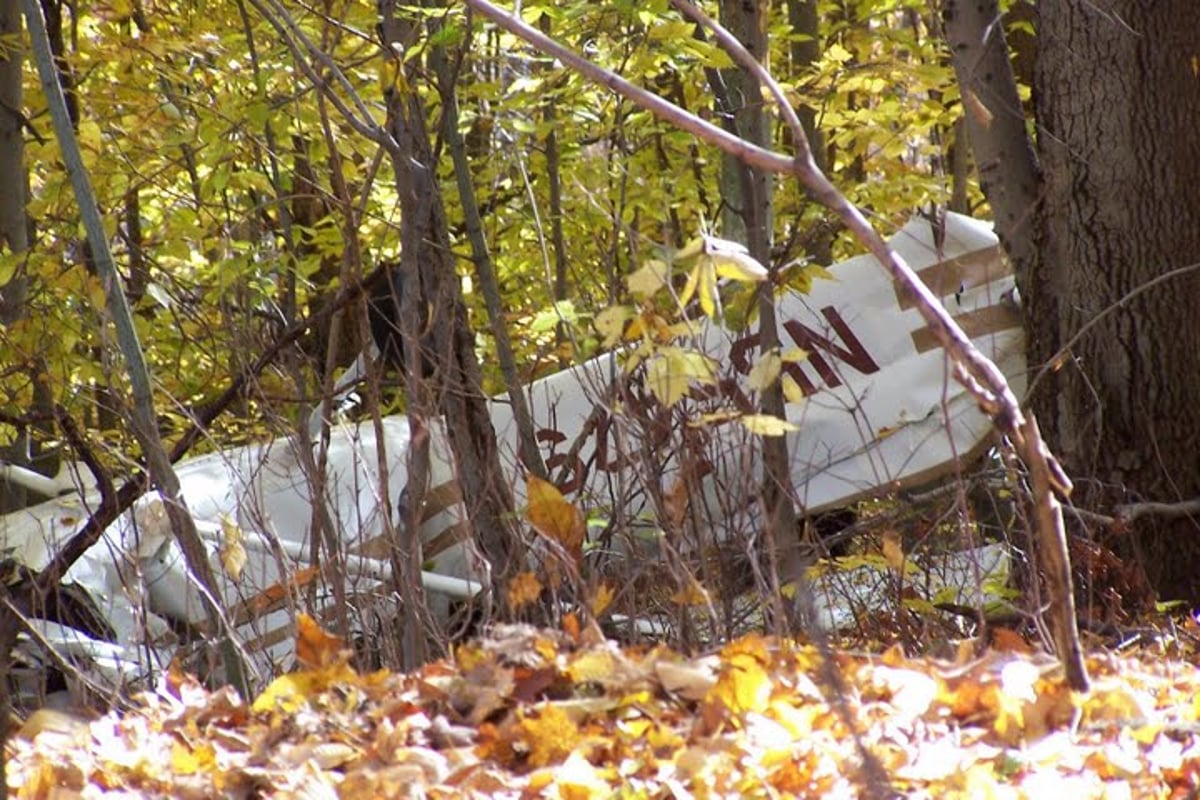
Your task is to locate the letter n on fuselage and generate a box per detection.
[731,306,880,397]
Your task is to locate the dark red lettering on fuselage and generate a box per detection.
[731,306,879,396]
[538,306,878,493]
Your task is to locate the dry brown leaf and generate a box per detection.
[526,473,586,562]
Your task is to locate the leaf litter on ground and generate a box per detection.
[7,613,1200,798]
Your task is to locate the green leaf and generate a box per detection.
[530,300,579,333]
[429,23,464,49]
[646,354,687,407]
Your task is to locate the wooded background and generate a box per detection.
[2,0,1197,618]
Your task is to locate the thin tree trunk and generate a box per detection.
[536,14,571,360]
[786,0,832,264]
[23,0,248,694]
[434,43,547,482]
[714,0,806,626]
[380,0,518,599]
[942,0,1040,293]
[0,0,24,730]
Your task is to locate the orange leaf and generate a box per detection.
[664,478,689,529]
[589,583,615,617]
[881,530,905,572]
[526,474,586,561]
[295,613,345,670]
[671,579,710,606]
[507,571,544,610]
[991,626,1033,654]
[562,612,581,643]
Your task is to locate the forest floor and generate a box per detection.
[6,612,1200,798]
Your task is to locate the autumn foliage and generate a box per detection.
[8,614,1200,797]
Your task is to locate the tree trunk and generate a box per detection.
[785,0,832,264]
[0,0,25,260]
[380,0,518,596]
[1034,2,1200,601]
[714,0,807,624]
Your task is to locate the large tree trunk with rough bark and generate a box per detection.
[1033,2,1200,602]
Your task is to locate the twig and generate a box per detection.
[1067,496,1200,529]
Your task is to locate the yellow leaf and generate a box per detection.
[697,260,717,318]
[506,570,543,610]
[526,474,586,560]
[747,350,782,392]
[678,350,717,384]
[702,238,768,282]
[171,740,216,776]
[627,259,670,299]
[740,413,798,437]
[827,42,853,63]
[0,252,18,286]
[781,374,806,404]
[781,346,808,363]
[251,660,358,715]
[679,263,701,309]
[593,305,631,347]
[624,314,647,342]
[378,56,400,93]
[218,516,247,582]
[707,652,771,717]
[675,235,705,260]
[568,649,616,684]
[519,704,581,767]
[695,409,742,426]
[646,353,687,406]
[77,118,103,156]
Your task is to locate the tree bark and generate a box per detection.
[1034,1,1200,600]
[785,0,832,264]
[433,33,547,482]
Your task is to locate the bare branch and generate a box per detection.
[464,0,794,176]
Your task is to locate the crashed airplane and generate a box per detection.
[0,212,1023,699]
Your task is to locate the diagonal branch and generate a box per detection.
[465,0,1088,691]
